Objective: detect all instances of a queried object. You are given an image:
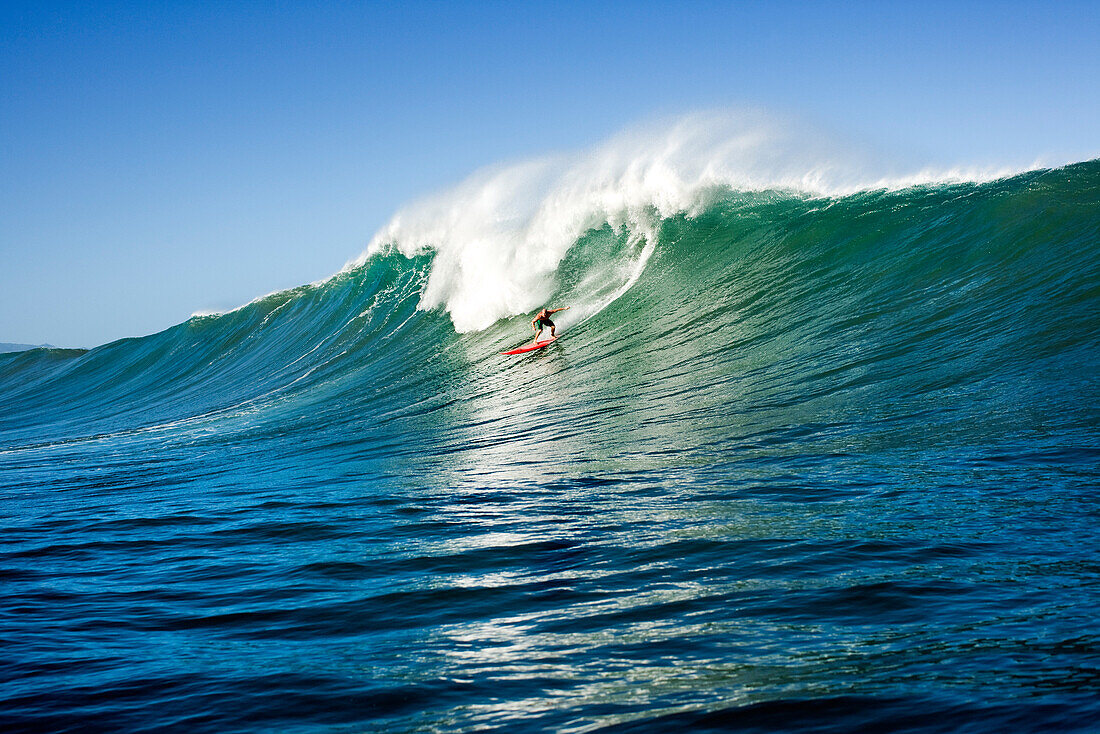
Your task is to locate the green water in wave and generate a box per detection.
[3,162,1098,469]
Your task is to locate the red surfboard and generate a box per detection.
[501,336,558,355]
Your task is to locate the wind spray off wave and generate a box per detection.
[359,110,1030,333]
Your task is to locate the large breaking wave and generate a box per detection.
[358,110,1032,333]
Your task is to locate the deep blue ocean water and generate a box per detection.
[2,161,1099,732]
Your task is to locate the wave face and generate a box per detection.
[2,159,1099,733]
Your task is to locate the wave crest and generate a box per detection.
[356,110,1032,332]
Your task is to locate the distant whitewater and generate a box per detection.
[2,116,1098,733]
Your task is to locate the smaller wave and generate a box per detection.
[355,109,1040,333]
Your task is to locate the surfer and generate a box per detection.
[532,306,569,340]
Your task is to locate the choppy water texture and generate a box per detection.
[3,161,1100,732]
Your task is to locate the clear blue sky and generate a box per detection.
[2,0,1097,348]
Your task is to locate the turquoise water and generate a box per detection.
[2,161,1099,732]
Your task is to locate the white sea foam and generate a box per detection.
[353,109,1036,333]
